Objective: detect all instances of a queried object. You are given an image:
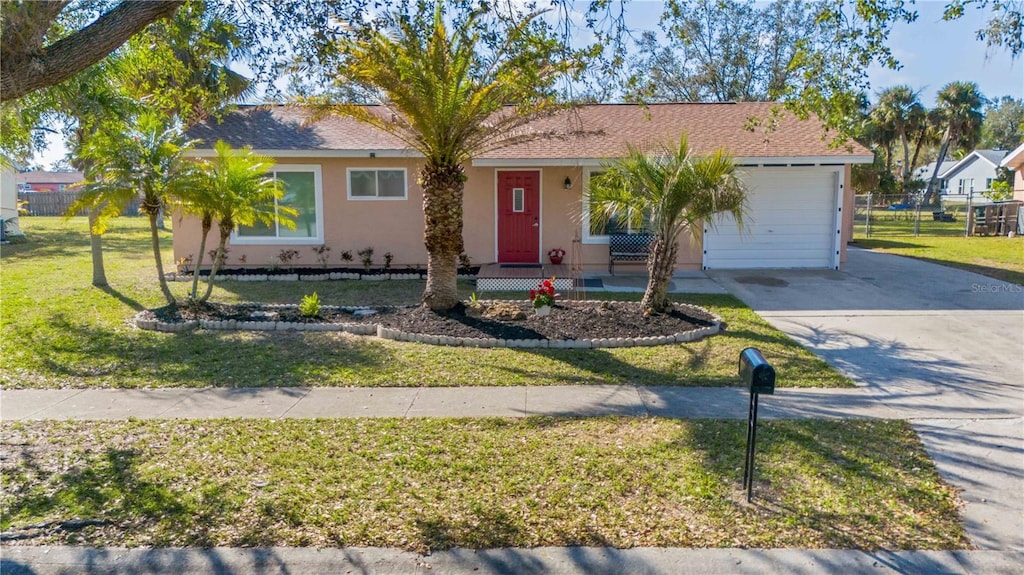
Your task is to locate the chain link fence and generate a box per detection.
[853,193,984,238]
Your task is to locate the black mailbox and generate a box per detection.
[739,347,775,395]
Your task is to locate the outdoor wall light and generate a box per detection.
[564,176,572,190]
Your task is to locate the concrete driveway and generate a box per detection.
[709,248,1024,551]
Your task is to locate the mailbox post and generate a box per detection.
[739,347,775,503]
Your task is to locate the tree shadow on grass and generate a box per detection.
[681,419,969,550]
[29,314,393,388]
[96,284,145,312]
[506,341,738,387]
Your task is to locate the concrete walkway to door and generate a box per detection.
[708,248,1024,552]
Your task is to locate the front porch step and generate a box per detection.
[476,263,574,292]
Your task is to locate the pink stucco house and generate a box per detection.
[1000,142,1024,203]
[175,103,873,275]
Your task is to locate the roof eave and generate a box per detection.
[999,142,1024,169]
[471,155,874,167]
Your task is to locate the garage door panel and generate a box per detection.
[703,167,839,269]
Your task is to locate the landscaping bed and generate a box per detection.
[0,218,851,389]
[0,418,968,551]
[141,300,718,341]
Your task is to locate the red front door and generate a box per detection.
[497,171,540,263]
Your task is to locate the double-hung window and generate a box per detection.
[234,165,323,244]
[348,168,407,200]
[582,168,648,243]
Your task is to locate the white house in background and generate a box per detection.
[1,162,21,238]
[912,160,957,192]
[940,149,1010,202]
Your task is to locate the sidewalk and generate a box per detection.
[3,385,907,421]
[2,545,1022,575]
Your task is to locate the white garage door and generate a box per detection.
[703,167,840,269]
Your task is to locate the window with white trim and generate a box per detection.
[958,179,966,194]
[582,168,648,243]
[235,165,323,244]
[985,178,993,190]
[348,168,406,199]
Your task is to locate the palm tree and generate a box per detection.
[318,5,569,310]
[925,82,986,205]
[124,0,254,127]
[589,136,747,315]
[870,86,927,194]
[75,112,195,305]
[180,140,293,302]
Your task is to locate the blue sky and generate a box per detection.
[33,1,1022,168]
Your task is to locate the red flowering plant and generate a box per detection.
[528,278,557,308]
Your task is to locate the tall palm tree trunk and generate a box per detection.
[925,127,953,207]
[190,214,212,301]
[148,211,175,305]
[421,162,465,310]
[87,208,108,287]
[642,235,679,315]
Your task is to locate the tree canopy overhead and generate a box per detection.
[0,0,184,102]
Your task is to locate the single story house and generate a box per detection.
[939,149,1010,200]
[999,142,1024,203]
[15,171,84,192]
[176,103,873,274]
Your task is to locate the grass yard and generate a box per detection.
[854,236,1024,286]
[0,418,967,551]
[853,207,1024,285]
[0,217,849,389]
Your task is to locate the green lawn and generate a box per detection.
[0,217,850,389]
[0,418,967,551]
[853,235,1024,285]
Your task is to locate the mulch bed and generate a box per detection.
[147,301,716,341]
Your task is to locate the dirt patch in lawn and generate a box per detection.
[146,300,717,341]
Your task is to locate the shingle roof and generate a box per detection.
[16,171,84,184]
[974,149,1010,166]
[187,103,871,160]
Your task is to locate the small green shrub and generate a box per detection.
[299,292,321,318]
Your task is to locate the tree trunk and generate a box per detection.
[88,208,108,287]
[420,161,465,310]
[189,215,212,301]
[200,232,229,303]
[148,211,175,305]
[423,252,459,310]
[1,1,184,102]
[641,235,679,315]
[924,126,953,207]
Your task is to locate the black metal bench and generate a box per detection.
[608,233,653,275]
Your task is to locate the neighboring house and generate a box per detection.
[15,171,84,192]
[1,163,20,237]
[176,103,873,273]
[939,149,1010,201]
[912,160,957,192]
[999,142,1024,203]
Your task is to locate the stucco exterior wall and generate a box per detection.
[175,159,704,272]
[173,158,853,272]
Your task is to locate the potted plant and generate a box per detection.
[529,278,557,316]
[547,247,566,265]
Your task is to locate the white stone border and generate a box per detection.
[133,301,723,348]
